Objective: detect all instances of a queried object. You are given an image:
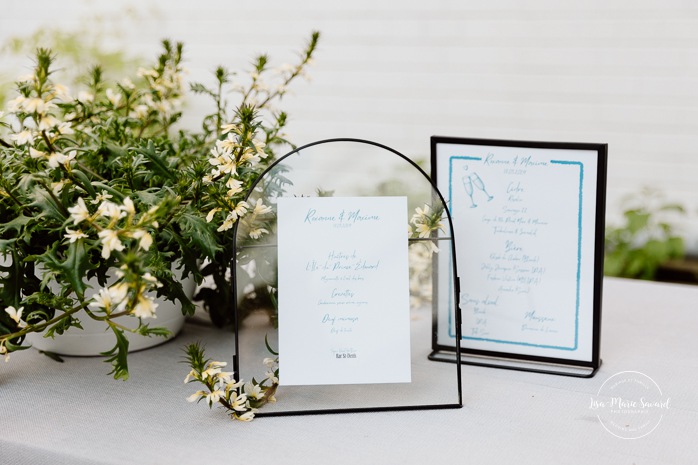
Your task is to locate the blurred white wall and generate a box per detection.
[3,0,698,251]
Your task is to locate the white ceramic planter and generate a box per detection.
[24,271,195,356]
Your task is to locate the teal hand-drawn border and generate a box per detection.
[447,156,583,351]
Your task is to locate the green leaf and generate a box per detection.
[264,334,278,356]
[136,324,171,338]
[176,212,221,258]
[101,326,129,381]
[0,214,32,236]
[666,236,685,258]
[91,182,125,201]
[39,241,93,298]
[71,169,97,197]
[136,141,175,181]
[28,188,67,222]
[44,314,83,338]
[625,211,649,234]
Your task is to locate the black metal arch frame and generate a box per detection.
[230,137,463,416]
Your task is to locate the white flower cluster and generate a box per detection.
[204,126,272,234]
[407,204,446,306]
[409,204,444,239]
[66,195,161,319]
[5,82,76,170]
[134,60,184,121]
[185,357,279,422]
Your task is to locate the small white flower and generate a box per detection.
[233,201,249,218]
[217,133,239,152]
[46,152,68,169]
[108,283,129,309]
[245,382,264,400]
[132,294,158,319]
[22,97,49,114]
[225,379,244,392]
[130,104,149,120]
[120,197,136,216]
[414,205,431,218]
[65,228,88,243]
[120,78,135,90]
[263,357,276,368]
[217,214,235,232]
[137,67,159,78]
[105,88,122,107]
[56,122,74,135]
[216,370,236,383]
[97,229,125,258]
[38,115,59,131]
[205,208,221,223]
[231,393,248,412]
[7,96,25,112]
[206,388,223,404]
[51,180,67,195]
[220,123,239,134]
[89,288,114,311]
[142,273,161,287]
[68,198,91,225]
[29,147,46,159]
[265,370,279,384]
[184,369,197,384]
[251,199,272,216]
[225,178,243,197]
[414,223,432,239]
[77,91,94,103]
[252,138,267,155]
[5,306,27,328]
[9,130,34,145]
[52,83,71,101]
[97,201,125,220]
[131,229,153,251]
[236,411,255,422]
[187,390,207,402]
[249,228,269,239]
[91,191,113,205]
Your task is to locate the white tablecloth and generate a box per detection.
[1,277,697,464]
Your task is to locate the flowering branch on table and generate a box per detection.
[183,342,278,422]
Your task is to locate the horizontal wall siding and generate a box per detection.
[3,0,698,250]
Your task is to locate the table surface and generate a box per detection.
[1,277,697,465]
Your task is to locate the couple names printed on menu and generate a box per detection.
[277,196,411,386]
[433,138,604,367]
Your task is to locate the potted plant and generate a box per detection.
[0,32,320,380]
[604,187,686,280]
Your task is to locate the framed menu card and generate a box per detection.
[232,138,462,417]
[430,137,606,377]
[277,196,412,386]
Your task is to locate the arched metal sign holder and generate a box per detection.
[231,138,462,416]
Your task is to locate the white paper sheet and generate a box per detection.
[277,196,411,386]
[436,144,599,361]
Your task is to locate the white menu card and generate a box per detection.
[277,196,411,386]
[434,141,602,363]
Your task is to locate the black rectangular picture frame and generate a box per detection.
[429,136,607,378]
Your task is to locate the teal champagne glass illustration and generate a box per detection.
[462,166,477,208]
[472,173,493,201]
